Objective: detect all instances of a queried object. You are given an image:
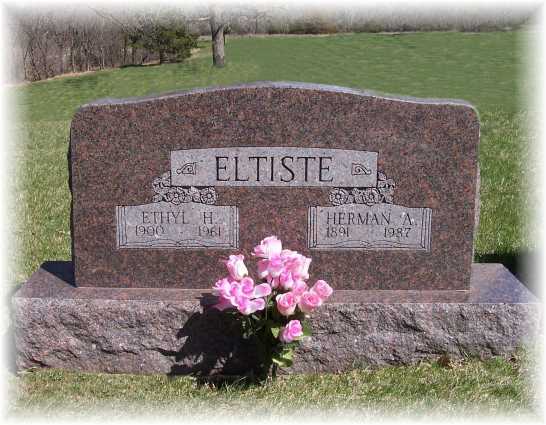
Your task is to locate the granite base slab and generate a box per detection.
[12,262,540,375]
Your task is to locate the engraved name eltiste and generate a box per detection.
[308,204,432,251]
[171,147,378,187]
[116,202,238,249]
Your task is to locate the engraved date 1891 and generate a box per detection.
[326,225,350,238]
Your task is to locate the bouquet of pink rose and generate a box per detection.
[211,236,333,378]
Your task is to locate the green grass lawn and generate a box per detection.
[8,355,540,421]
[7,31,539,418]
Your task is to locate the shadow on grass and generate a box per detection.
[475,250,540,297]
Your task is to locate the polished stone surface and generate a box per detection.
[13,261,538,304]
[13,262,539,374]
[70,82,479,290]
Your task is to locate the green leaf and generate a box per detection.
[302,321,312,337]
[270,325,281,338]
[281,348,294,361]
[272,350,293,368]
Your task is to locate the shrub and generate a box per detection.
[130,19,198,64]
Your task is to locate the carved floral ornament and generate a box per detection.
[152,172,218,205]
[152,170,395,207]
[329,172,395,206]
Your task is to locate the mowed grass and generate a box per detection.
[7,31,539,417]
[16,33,525,121]
[8,355,540,421]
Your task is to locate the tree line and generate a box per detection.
[6,3,535,83]
[9,8,200,82]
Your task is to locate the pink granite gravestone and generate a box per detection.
[69,82,479,290]
[14,82,538,375]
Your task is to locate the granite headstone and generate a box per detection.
[13,82,538,375]
[69,82,478,290]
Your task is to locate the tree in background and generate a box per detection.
[129,17,197,64]
[190,4,227,68]
[208,5,227,68]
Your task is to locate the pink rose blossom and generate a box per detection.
[292,280,308,297]
[311,280,333,300]
[298,290,322,314]
[223,254,248,281]
[278,271,295,290]
[276,292,298,316]
[236,296,265,315]
[280,320,303,343]
[212,295,233,311]
[282,252,311,281]
[212,276,269,315]
[212,277,232,298]
[239,276,255,297]
[253,236,282,258]
[212,278,240,311]
[266,254,285,278]
[212,288,237,311]
[257,259,270,279]
[253,283,272,298]
[213,236,327,324]
[280,249,299,261]
[294,256,311,280]
[254,244,312,283]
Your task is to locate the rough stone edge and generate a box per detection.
[12,296,541,375]
[12,264,541,375]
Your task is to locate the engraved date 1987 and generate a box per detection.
[384,227,411,238]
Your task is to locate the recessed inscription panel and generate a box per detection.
[171,147,378,188]
[116,202,238,249]
[308,204,432,251]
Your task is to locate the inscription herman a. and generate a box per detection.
[117,202,238,249]
[308,204,432,251]
[171,147,377,187]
